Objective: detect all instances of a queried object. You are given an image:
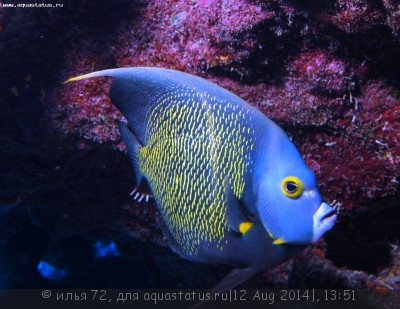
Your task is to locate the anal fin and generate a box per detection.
[191,267,255,308]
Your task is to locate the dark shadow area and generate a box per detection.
[302,23,400,91]
[0,0,143,224]
[0,0,139,90]
[0,205,227,289]
[211,0,400,89]
[0,118,227,289]
[207,0,304,84]
[325,198,400,274]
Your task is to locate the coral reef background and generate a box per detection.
[0,0,399,307]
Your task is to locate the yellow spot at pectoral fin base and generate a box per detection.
[272,237,287,245]
[266,229,287,245]
[239,222,254,235]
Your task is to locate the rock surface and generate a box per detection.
[0,0,399,306]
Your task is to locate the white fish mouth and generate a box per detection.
[312,202,339,243]
[321,206,338,223]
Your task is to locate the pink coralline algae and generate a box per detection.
[56,0,400,232]
[324,0,384,33]
[288,52,348,93]
[116,0,273,72]
[207,52,399,213]
[316,0,400,36]
[57,0,273,143]
[49,0,400,297]
[59,77,122,144]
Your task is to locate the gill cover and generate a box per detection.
[253,127,337,245]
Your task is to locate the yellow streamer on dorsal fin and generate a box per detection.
[64,72,99,84]
[63,68,123,84]
[239,222,254,235]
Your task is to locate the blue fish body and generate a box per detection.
[66,68,337,290]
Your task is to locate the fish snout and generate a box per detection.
[312,202,338,243]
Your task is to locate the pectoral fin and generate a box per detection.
[225,180,254,236]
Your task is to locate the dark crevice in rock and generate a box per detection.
[325,197,400,274]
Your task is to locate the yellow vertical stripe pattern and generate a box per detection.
[138,89,254,257]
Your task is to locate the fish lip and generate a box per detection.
[321,207,337,222]
[318,202,340,223]
[312,202,338,243]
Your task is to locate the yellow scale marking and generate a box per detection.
[138,89,255,256]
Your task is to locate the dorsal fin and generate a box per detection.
[109,77,150,145]
[65,67,255,145]
[65,68,177,144]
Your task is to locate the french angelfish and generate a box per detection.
[65,67,338,291]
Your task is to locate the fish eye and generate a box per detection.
[281,176,304,198]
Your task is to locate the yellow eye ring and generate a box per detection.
[281,176,304,198]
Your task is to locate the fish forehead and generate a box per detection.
[139,89,256,257]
